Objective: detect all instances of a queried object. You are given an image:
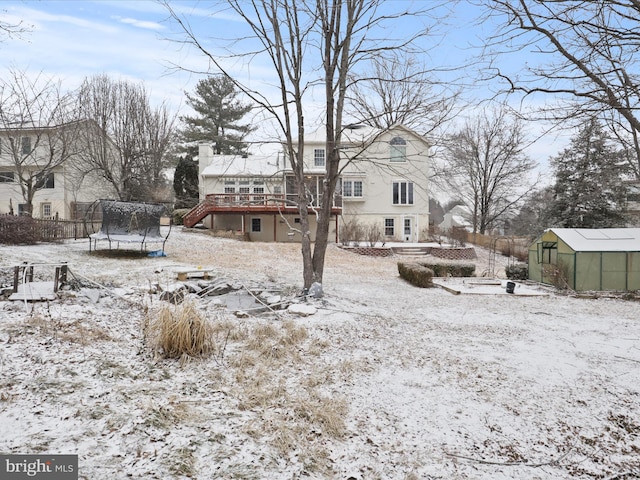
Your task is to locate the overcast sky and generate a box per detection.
[0,0,567,172]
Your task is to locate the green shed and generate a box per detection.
[528,228,640,291]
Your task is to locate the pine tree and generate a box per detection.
[177,75,254,156]
[173,154,199,209]
[547,119,628,228]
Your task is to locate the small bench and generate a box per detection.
[175,269,214,281]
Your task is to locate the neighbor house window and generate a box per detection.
[251,218,261,233]
[21,137,32,155]
[314,148,325,167]
[41,203,52,218]
[390,136,406,162]
[0,171,14,183]
[36,172,55,189]
[224,186,236,194]
[392,181,413,205]
[342,179,363,198]
[384,218,395,236]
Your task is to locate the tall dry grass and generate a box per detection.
[145,300,215,359]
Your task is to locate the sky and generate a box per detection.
[0,0,567,175]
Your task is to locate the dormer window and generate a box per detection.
[390,136,406,162]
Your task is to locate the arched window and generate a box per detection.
[390,136,406,162]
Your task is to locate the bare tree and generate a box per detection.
[482,0,640,178]
[165,0,439,289]
[75,74,176,202]
[0,11,30,43]
[441,106,537,234]
[347,51,460,138]
[0,69,79,216]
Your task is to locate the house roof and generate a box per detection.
[201,154,282,177]
[301,123,429,147]
[548,228,640,252]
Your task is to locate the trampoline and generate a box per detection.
[86,199,171,253]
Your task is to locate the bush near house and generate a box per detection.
[398,262,434,288]
[0,215,39,245]
[505,264,528,281]
[172,209,191,226]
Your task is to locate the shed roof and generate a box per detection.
[547,228,640,252]
[201,154,281,177]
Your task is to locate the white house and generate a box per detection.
[439,204,473,232]
[183,124,431,243]
[0,121,117,220]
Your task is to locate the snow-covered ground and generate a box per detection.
[1,229,639,479]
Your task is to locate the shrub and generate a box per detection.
[419,262,475,277]
[398,262,434,288]
[339,218,364,246]
[505,263,528,280]
[364,222,384,247]
[145,300,215,359]
[172,208,190,226]
[0,215,39,245]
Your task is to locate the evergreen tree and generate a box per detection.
[547,119,628,228]
[177,75,254,156]
[173,154,200,209]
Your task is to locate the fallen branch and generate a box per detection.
[444,445,573,468]
[613,355,640,364]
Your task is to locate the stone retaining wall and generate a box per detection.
[338,246,394,257]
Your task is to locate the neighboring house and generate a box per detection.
[0,121,117,220]
[528,228,640,291]
[439,205,473,232]
[184,124,431,243]
[625,180,640,226]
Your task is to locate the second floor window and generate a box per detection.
[390,136,406,162]
[392,181,413,205]
[36,172,55,189]
[21,136,32,155]
[314,148,326,167]
[0,171,14,183]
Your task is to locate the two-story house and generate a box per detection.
[0,121,117,220]
[183,124,430,243]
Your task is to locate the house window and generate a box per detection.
[41,203,52,218]
[239,187,250,194]
[314,148,326,167]
[0,171,14,183]
[36,172,55,189]
[251,218,261,233]
[392,181,414,205]
[342,179,363,198]
[390,136,406,162]
[224,186,236,194]
[21,136,32,155]
[384,218,395,236]
[274,186,282,194]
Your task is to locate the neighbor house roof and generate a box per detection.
[548,228,640,252]
[201,154,282,177]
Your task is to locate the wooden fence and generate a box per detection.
[0,216,101,243]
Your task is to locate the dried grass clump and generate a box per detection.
[146,300,215,359]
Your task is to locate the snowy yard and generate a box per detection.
[1,229,639,479]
